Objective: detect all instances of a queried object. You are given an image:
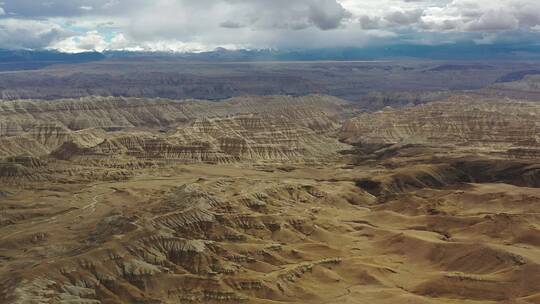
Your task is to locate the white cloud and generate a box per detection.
[418,0,540,32]
[102,0,119,9]
[51,30,108,52]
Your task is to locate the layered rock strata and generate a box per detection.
[341,96,540,156]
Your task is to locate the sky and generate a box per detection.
[1,0,540,53]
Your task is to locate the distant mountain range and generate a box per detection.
[103,43,540,61]
[0,49,105,71]
[2,43,540,72]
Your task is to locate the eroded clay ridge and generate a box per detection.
[0,95,356,162]
[3,165,539,304]
[341,96,540,156]
[1,179,367,304]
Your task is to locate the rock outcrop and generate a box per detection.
[340,96,540,156]
[0,95,356,162]
[0,95,352,133]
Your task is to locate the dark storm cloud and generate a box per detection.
[217,0,352,31]
[306,0,353,30]
[0,19,71,49]
[384,9,424,26]
[220,21,245,29]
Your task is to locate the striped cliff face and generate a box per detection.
[0,95,357,162]
[340,96,540,157]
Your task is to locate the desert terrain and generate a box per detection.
[3,0,540,302]
[0,91,539,304]
[3,59,540,108]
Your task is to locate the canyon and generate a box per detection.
[0,93,539,304]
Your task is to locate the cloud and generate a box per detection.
[306,0,352,30]
[220,21,245,29]
[51,30,108,52]
[359,15,382,30]
[2,0,540,51]
[0,18,70,49]
[466,9,519,31]
[1,0,107,17]
[418,0,540,32]
[124,0,350,41]
[385,9,424,26]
